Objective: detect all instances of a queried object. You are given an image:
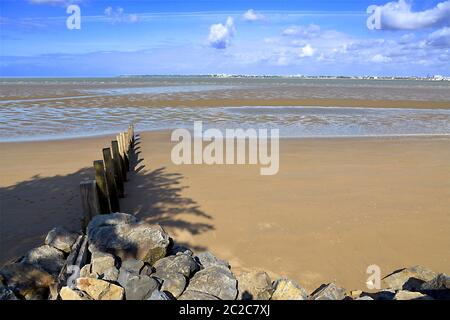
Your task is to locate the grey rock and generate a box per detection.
[124,275,159,300]
[362,289,396,300]
[185,266,237,300]
[356,296,374,300]
[237,270,273,300]
[87,213,170,264]
[195,252,230,270]
[420,273,450,300]
[311,283,346,300]
[381,265,437,291]
[154,253,199,278]
[153,271,187,298]
[101,267,119,282]
[91,253,116,276]
[271,278,307,300]
[20,245,65,276]
[45,226,79,253]
[394,290,433,300]
[0,284,18,300]
[0,263,55,300]
[118,259,146,287]
[168,244,193,256]
[147,289,171,300]
[179,290,220,300]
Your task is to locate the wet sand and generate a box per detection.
[1,132,449,291]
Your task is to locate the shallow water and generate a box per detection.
[1,105,449,142]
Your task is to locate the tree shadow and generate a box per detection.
[1,142,214,264]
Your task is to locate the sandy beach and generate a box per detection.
[1,131,449,291]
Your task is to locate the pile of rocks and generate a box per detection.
[1,213,448,300]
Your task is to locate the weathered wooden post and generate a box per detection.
[120,132,130,171]
[111,140,125,195]
[93,160,110,214]
[79,180,101,231]
[102,147,120,212]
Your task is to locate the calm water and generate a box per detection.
[1,77,449,141]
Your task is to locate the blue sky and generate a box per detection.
[0,0,449,76]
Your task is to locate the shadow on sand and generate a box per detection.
[0,135,213,263]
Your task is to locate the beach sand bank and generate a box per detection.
[1,132,449,291]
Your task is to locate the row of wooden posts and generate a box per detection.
[79,124,135,231]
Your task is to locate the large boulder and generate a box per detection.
[154,253,199,279]
[184,266,237,300]
[271,278,308,300]
[0,263,55,300]
[123,275,159,300]
[20,245,65,276]
[45,227,79,253]
[237,270,273,300]
[381,265,437,291]
[76,277,124,300]
[0,284,18,300]
[311,283,346,300]
[87,213,170,265]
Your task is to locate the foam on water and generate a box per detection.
[1,105,449,142]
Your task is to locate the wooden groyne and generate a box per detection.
[79,124,135,231]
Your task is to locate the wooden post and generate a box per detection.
[93,160,110,214]
[116,134,127,179]
[120,132,130,171]
[111,140,124,197]
[102,148,120,212]
[80,180,100,231]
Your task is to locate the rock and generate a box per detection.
[185,266,237,300]
[153,253,199,278]
[101,267,119,282]
[381,265,437,291]
[421,273,450,290]
[20,245,65,276]
[195,252,230,270]
[311,283,346,300]
[0,284,18,300]
[87,213,170,264]
[394,290,432,300]
[76,277,124,300]
[349,290,363,299]
[420,273,450,299]
[364,289,396,300]
[0,263,55,300]
[79,264,95,278]
[169,244,193,256]
[123,275,159,300]
[91,253,116,276]
[179,290,220,300]
[153,271,186,298]
[118,259,146,287]
[59,286,91,300]
[271,278,307,300]
[356,296,374,300]
[147,289,171,300]
[45,227,78,253]
[237,271,273,300]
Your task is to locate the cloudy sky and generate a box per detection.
[0,0,449,76]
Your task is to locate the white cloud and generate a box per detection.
[104,6,138,24]
[371,54,392,63]
[243,9,265,22]
[426,27,450,47]
[208,17,235,49]
[282,24,321,38]
[299,44,315,57]
[378,0,450,30]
